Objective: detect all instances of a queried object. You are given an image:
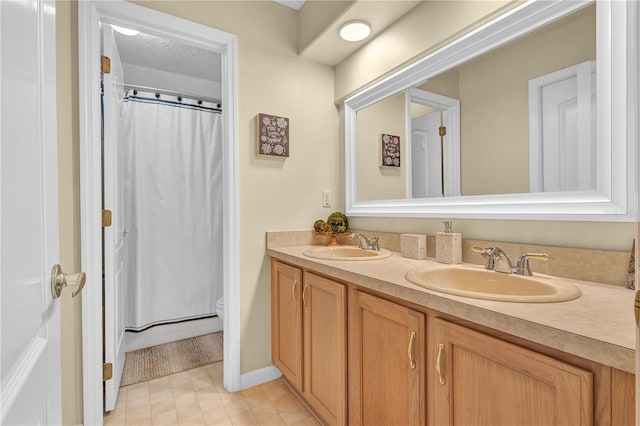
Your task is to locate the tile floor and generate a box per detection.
[103,362,320,425]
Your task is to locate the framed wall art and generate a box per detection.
[379,133,400,167]
[257,113,289,157]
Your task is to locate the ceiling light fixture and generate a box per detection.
[111,25,140,37]
[339,20,371,42]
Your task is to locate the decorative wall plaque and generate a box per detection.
[380,133,401,167]
[257,113,289,157]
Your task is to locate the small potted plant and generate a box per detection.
[313,212,349,246]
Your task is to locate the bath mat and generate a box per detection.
[120,331,223,386]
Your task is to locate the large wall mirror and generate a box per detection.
[345,0,638,221]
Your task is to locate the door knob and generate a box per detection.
[51,264,86,298]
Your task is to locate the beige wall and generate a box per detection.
[458,4,595,195]
[56,1,339,422]
[298,0,352,53]
[418,4,595,196]
[419,69,460,100]
[356,92,406,200]
[348,217,634,252]
[335,1,634,252]
[56,2,83,425]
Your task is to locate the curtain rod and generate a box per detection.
[123,84,221,106]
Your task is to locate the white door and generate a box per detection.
[0,0,62,424]
[103,26,127,412]
[410,111,442,198]
[529,60,596,192]
[407,88,461,198]
[410,130,429,198]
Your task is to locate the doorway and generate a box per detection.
[78,2,239,424]
[102,22,227,410]
[406,88,461,198]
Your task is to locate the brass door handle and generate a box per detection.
[51,264,86,298]
[436,343,446,385]
[291,279,298,303]
[407,331,416,369]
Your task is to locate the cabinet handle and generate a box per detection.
[436,343,446,385]
[292,279,298,302]
[407,331,416,369]
[302,283,309,307]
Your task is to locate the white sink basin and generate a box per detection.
[405,265,581,303]
[303,246,392,261]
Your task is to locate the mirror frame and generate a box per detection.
[345,0,638,221]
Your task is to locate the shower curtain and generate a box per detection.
[122,92,222,331]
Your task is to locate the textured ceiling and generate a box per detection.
[113,30,222,83]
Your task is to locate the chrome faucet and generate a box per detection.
[473,246,514,273]
[473,246,549,275]
[348,233,382,251]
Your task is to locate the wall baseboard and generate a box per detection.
[239,365,282,390]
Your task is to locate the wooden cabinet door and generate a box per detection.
[349,290,426,426]
[271,261,303,391]
[303,272,347,425]
[429,318,593,426]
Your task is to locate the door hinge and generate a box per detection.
[102,210,112,227]
[103,363,113,381]
[439,126,447,137]
[101,55,111,74]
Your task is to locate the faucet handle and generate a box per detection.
[472,246,500,270]
[372,236,383,250]
[515,253,549,276]
[348,232,364,248]
[520,253,549,261]
[472,245,496,255]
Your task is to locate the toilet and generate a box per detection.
[216,297,224,324]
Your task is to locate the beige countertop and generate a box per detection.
[267,245,636,373]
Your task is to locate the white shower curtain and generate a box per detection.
[123,95,223,331]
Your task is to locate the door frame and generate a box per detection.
[78,2,240,424]
[405,88,461,197]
